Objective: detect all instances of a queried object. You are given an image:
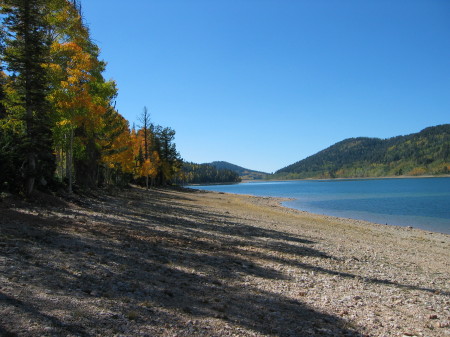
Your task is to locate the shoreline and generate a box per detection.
[278,200,450,236]
[1,186,449,336]
[191,177,450,236]
[207,188,450,239]
[198,187,450,236]
[243,174,450,183]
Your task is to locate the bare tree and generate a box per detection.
[138,106,151,189]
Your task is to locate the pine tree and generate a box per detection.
[1,0,55,195]
[0,26,6,118]
[155,126,180,185]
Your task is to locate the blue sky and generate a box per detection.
[82,0,450,173]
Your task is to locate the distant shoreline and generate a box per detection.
[241,174,450,183]
[186,181,241,186]
[186,174,450,186]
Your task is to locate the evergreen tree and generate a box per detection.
[1,0,55,195]
[0,0,185,193]
[0,26,6,118]
[155,126,181,185]
[181,162,241,184]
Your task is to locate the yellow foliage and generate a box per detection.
[408,167,427,176]
[101,114,135,175]
[56,119,71,127]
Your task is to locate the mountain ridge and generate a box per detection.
[207,161,268,180]
[274,124,450,179]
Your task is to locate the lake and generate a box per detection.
[190,177,450,234]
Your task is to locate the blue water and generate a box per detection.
[190,178,450,234]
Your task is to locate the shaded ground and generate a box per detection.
[0,186,449,336]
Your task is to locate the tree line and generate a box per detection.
[180,162,241,185]
[0,0,182,195]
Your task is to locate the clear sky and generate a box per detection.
[82,0,450,173]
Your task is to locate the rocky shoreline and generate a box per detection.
[1,186,449,336]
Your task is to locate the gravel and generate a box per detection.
[0,186,449,336]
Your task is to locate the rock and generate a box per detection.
[437,321,450,328]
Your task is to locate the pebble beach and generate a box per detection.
[1,186,449,336]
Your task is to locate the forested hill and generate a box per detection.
[274,124,450,179]
[181,162,241,184]
[208,161,268,180]
[180,161,266,184]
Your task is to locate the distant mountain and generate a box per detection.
[207,161,268,180]
[182,162,241,184]
[274,124,450,179]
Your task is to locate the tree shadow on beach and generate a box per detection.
[1,187,446,336]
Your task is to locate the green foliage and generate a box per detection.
[0,122,23,192]
[181,162,241,184]
[0,0,185,195]
[273,125,450,179]
[0,0,229,193]
[154,126,181,185]
[208,161,268,180]
[1,0,56,194]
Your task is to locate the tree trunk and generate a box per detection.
[25,153,36,196]
[67,127,74,193]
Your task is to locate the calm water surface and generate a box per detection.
[191,178,450,234]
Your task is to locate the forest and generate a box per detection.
[181,162,241,185]
[0,0,234,195]
[207,161,267,180]
[273,124,450,180]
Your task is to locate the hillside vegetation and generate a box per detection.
[274,124,450,179]
[181,162,241,184]
[208,161,268,180]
